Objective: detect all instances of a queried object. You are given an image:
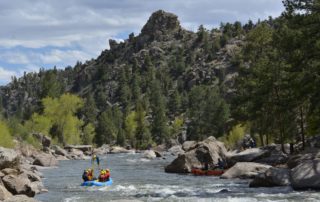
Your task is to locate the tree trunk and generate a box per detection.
[299,106,305,150]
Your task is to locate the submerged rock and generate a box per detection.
[221,162,271,179]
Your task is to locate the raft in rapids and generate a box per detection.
[81,178,113,186]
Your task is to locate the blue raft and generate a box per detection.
[81,178,113,186]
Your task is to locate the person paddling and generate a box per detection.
[91,152,100,170]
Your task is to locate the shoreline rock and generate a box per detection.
[221,162,271,179]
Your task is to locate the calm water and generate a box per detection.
[35,153,320,202]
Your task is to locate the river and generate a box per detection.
[35,153,320,202]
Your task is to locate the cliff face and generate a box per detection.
[0,10,243,118]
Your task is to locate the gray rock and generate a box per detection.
[0,185,12,201]
[291,159,320,190]
[4,195,39,202]
[140,10,181,42]
[2,175,35,197]
[0,147,20,170]
[165,136,228,173]
[143,150,156,159]
[287,152,320,169]
[227,148,270,166]
[221,162,271,179]
[19,170,41,182]
[182,141,197,152]
[30,181,46,194]
[249,167,290,187]
[33,153,58,167]
[1,168,19,176]
[51,145,68,156]
[68,149,84,160]
[168,145,184,156]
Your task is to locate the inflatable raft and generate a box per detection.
[81,178,113,186]
[191,168,225,176]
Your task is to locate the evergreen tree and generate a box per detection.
[150,80,169,144]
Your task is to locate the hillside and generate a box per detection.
[0,10,245,147]
[1,3,318,151]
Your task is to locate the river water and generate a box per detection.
[35,153,320,202]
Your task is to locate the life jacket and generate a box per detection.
[87,170,93,181]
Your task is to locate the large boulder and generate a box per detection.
[19,170,41,182]
[287,152,320,169]
[182,141,197,152]
[94,145,110,155]
[1,168,19,176]
[0,147,20,170]
[221,162,271,179]
[227,148,270,166]
[33,153,58,167]
[165,136,228,173]
[51,145,68,157]
[4,195,39,202]
[30,181,46,194]
[255,145,289,166]
[0,185,12,201]
[291,159,320,190]
[2,175,35,197]
[168,145,184,156]
[249,167,290,187]
[143,150,157,159]
[68,149,84,160]
[15,143,39,158]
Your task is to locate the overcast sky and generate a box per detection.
[0,0,284,84]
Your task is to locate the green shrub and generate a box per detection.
[0,121,15,148]
[219,124,248,149]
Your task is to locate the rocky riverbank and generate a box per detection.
[0,132,143,202]
[164,136,320,191]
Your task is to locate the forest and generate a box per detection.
[0,0,319,152]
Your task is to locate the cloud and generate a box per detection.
[0,0,285,85]
[0,67,18,84]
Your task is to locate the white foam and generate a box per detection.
[139,158,150,162]
[64,196,82,202]
[112,184,137,192]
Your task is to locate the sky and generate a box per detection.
[0,0,284,85]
